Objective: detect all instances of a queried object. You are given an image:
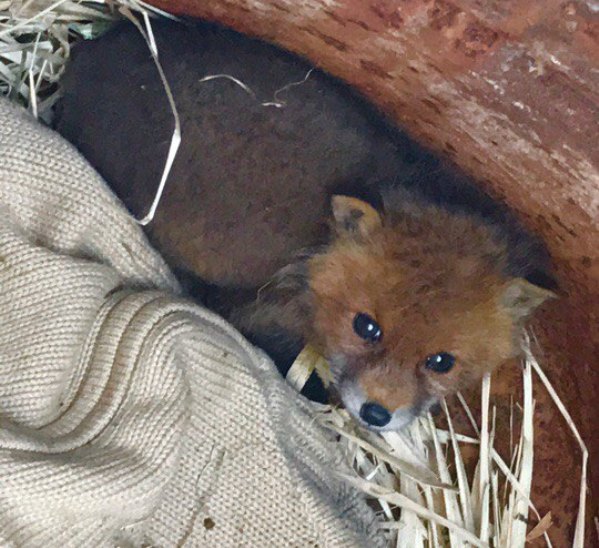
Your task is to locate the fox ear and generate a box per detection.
[331,195,382,239]
[500,278,557,320]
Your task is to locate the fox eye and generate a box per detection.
[425,352,455,373]
[353,313,382,343]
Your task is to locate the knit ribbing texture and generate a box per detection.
[0,98,382,547]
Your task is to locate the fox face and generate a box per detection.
[303,195,555,430]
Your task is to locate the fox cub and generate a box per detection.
[54,18,555,430]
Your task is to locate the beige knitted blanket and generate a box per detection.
[0,97,382,547]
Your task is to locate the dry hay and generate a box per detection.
[0,2,589,546]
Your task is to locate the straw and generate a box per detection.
[0,3,589,545]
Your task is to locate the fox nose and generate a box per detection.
[359,402,391,427]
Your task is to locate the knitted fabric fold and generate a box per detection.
[0,97,382,547]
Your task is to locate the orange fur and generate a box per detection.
[54,18,556,428]
[288,195,555,426]
[237,190,554,429]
